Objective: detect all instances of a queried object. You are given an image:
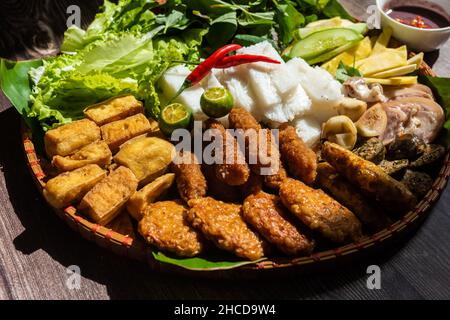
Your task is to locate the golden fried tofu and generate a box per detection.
[127,173,175,221]
[188,197,265,261]
[139,200,203,257]
[84,95,144,126]
[101,114,153,152]
[79,166,138,225]
[52,141,112,172]
[43,164,106,209]
[280,178,362,243]
[114,136,174,186]
[44,119,101,158]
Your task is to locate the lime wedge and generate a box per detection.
[200,87,234,118]
[158,103,192,136]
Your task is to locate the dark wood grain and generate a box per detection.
[0,0,449,300]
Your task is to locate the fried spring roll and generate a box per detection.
[316,163,392,233]
[43,164,106,209]
[322,142,417,214]
[44,119,100,158]
[84,95,144,126]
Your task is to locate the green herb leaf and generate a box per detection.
[275,2,305,45]
[335,61,362,83]
[206,11,238,49]
[152,251,266,270]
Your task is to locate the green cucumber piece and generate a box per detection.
[289,28,363,60]
[297,22,368,39]
[306,39,362,65]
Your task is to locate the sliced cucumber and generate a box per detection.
[297,23,368,39]
[306,40,362,65]
[289,28,363,60]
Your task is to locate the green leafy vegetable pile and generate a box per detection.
[1,0,354,131]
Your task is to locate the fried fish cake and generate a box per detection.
[44,119,101,158]
[127,173,175,221]
[322,142,417,214]
[279,124,317,185]
[206,120,250,186]
[280,178,362,243]
[101,113,153,152]
[138,200,203,257]
[316,163,392,233]
[114,136,174,186]
[84,95,144,126]
[52,141,112,172]
[43,164,106,209]
[243,192,315,256]
[171,152,207,203]
[188,197,265,260]
[79,166,138,225]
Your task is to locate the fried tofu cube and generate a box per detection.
[114,136,175,186]
[100,114,153,152]
[52,141,112,172]
[84,95,144,126]
[44,119,101,158]
[127,173,175,221]
[43,164,106,209]
[79,166,138,225]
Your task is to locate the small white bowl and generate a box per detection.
[376,0,450,52]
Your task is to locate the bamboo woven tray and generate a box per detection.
[21,59,450,277]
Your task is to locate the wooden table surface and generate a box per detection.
[0,0,449,300]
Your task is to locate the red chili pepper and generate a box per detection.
[215,54,281,69]
[166,44,242,105]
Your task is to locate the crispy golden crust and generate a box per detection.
[206,120,250,186]
[100,114,152,152]
[316,163,392,233]
[187,197,265,260]
[52,141,112,172]
[321,142,417,214]
[79,166,138,225]
[171,152,207,203]
[84,95,144,126]
[264,162,288,190]
[43,164,106,209]
[228,108,280,176]
[280,179,362,243]
[44,119,101,158]
[279,124,317,185]
[139,200,203,257]
[243,192,315,256]
[239,172,263,198]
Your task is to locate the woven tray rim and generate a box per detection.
[20,59,450,273]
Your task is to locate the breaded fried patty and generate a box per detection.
[280,178,362,243]
[243,192,315,256]
[171,152,207,203]
[187,197,265,261]
[139,200,203,257]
